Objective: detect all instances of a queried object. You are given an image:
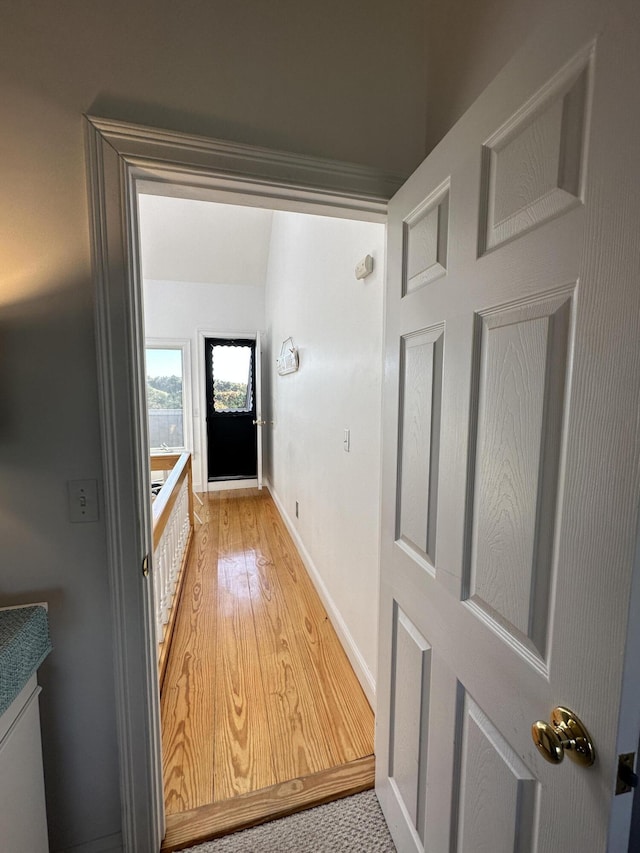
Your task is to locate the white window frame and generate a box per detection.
[145,338,193,454]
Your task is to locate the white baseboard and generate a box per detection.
[207,478,258,491]
[55,832,123,853]
[264,479,376,709]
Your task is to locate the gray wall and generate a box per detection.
[424,0,555,151]
[0,0,550,849]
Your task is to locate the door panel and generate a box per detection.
[479,54,589,255]
[398,326,443,565]
[376,4,640,851]
[388,604,431,838]
[453,693,537,853]
[465,288,573,660]
[404,182,450,293]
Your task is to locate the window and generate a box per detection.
[211,344,254,413]
[146,346,187,450]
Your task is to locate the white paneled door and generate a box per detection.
[376,2,640,851]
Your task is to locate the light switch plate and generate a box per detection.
[68,479,99,523]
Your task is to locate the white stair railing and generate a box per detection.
[150,452,195,686]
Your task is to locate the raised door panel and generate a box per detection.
[404,183,449,294]
[464,288,572,662]
[454,693,537,853]
[388,604,431,843]
[397,327,444,566]
[479,52,591,254]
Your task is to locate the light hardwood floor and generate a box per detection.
[160,488,374,851]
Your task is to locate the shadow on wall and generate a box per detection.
[0,278,100,451]
[89,93,334,166]
[0,280,121,850]
[424,0,557,151]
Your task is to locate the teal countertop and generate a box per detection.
[0,606,52,716]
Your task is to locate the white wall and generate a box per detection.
[144,280,265,338]
[141,196,272,491]
[139,196,274,285]
[264,212,385,698]
[143,278,266,490]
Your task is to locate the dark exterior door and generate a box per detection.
[205,338,257,480]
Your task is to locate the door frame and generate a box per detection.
[84,115,397,852]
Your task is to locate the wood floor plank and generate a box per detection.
[161,755,375,853]
[238,491,339,782]
[256,493,374,763]
[161,486,375,840]
[161,493,220,814]
[213,490,277,801]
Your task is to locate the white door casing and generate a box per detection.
[85,119,395,852]
[375,2,640,852]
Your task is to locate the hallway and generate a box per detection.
[160,488,374,850]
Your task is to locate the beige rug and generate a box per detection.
[180,791,396,852]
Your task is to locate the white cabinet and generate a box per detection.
[0,604,51,853]
[0,674,49,853]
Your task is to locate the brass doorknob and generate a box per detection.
[531,706,595,766]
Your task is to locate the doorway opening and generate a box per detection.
[136,189,385,847]
[86,114,397,853]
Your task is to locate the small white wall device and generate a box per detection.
[355,254,374,280]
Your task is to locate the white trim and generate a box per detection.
[0,602,48,612]
[144,337,193,454]
[208,478,258,492]
[85,120,164,853]
[610,524,640,850]
[265,478,376,709]
[84,115,395,853]
[86,116,402,221]
[56,832,123,853]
